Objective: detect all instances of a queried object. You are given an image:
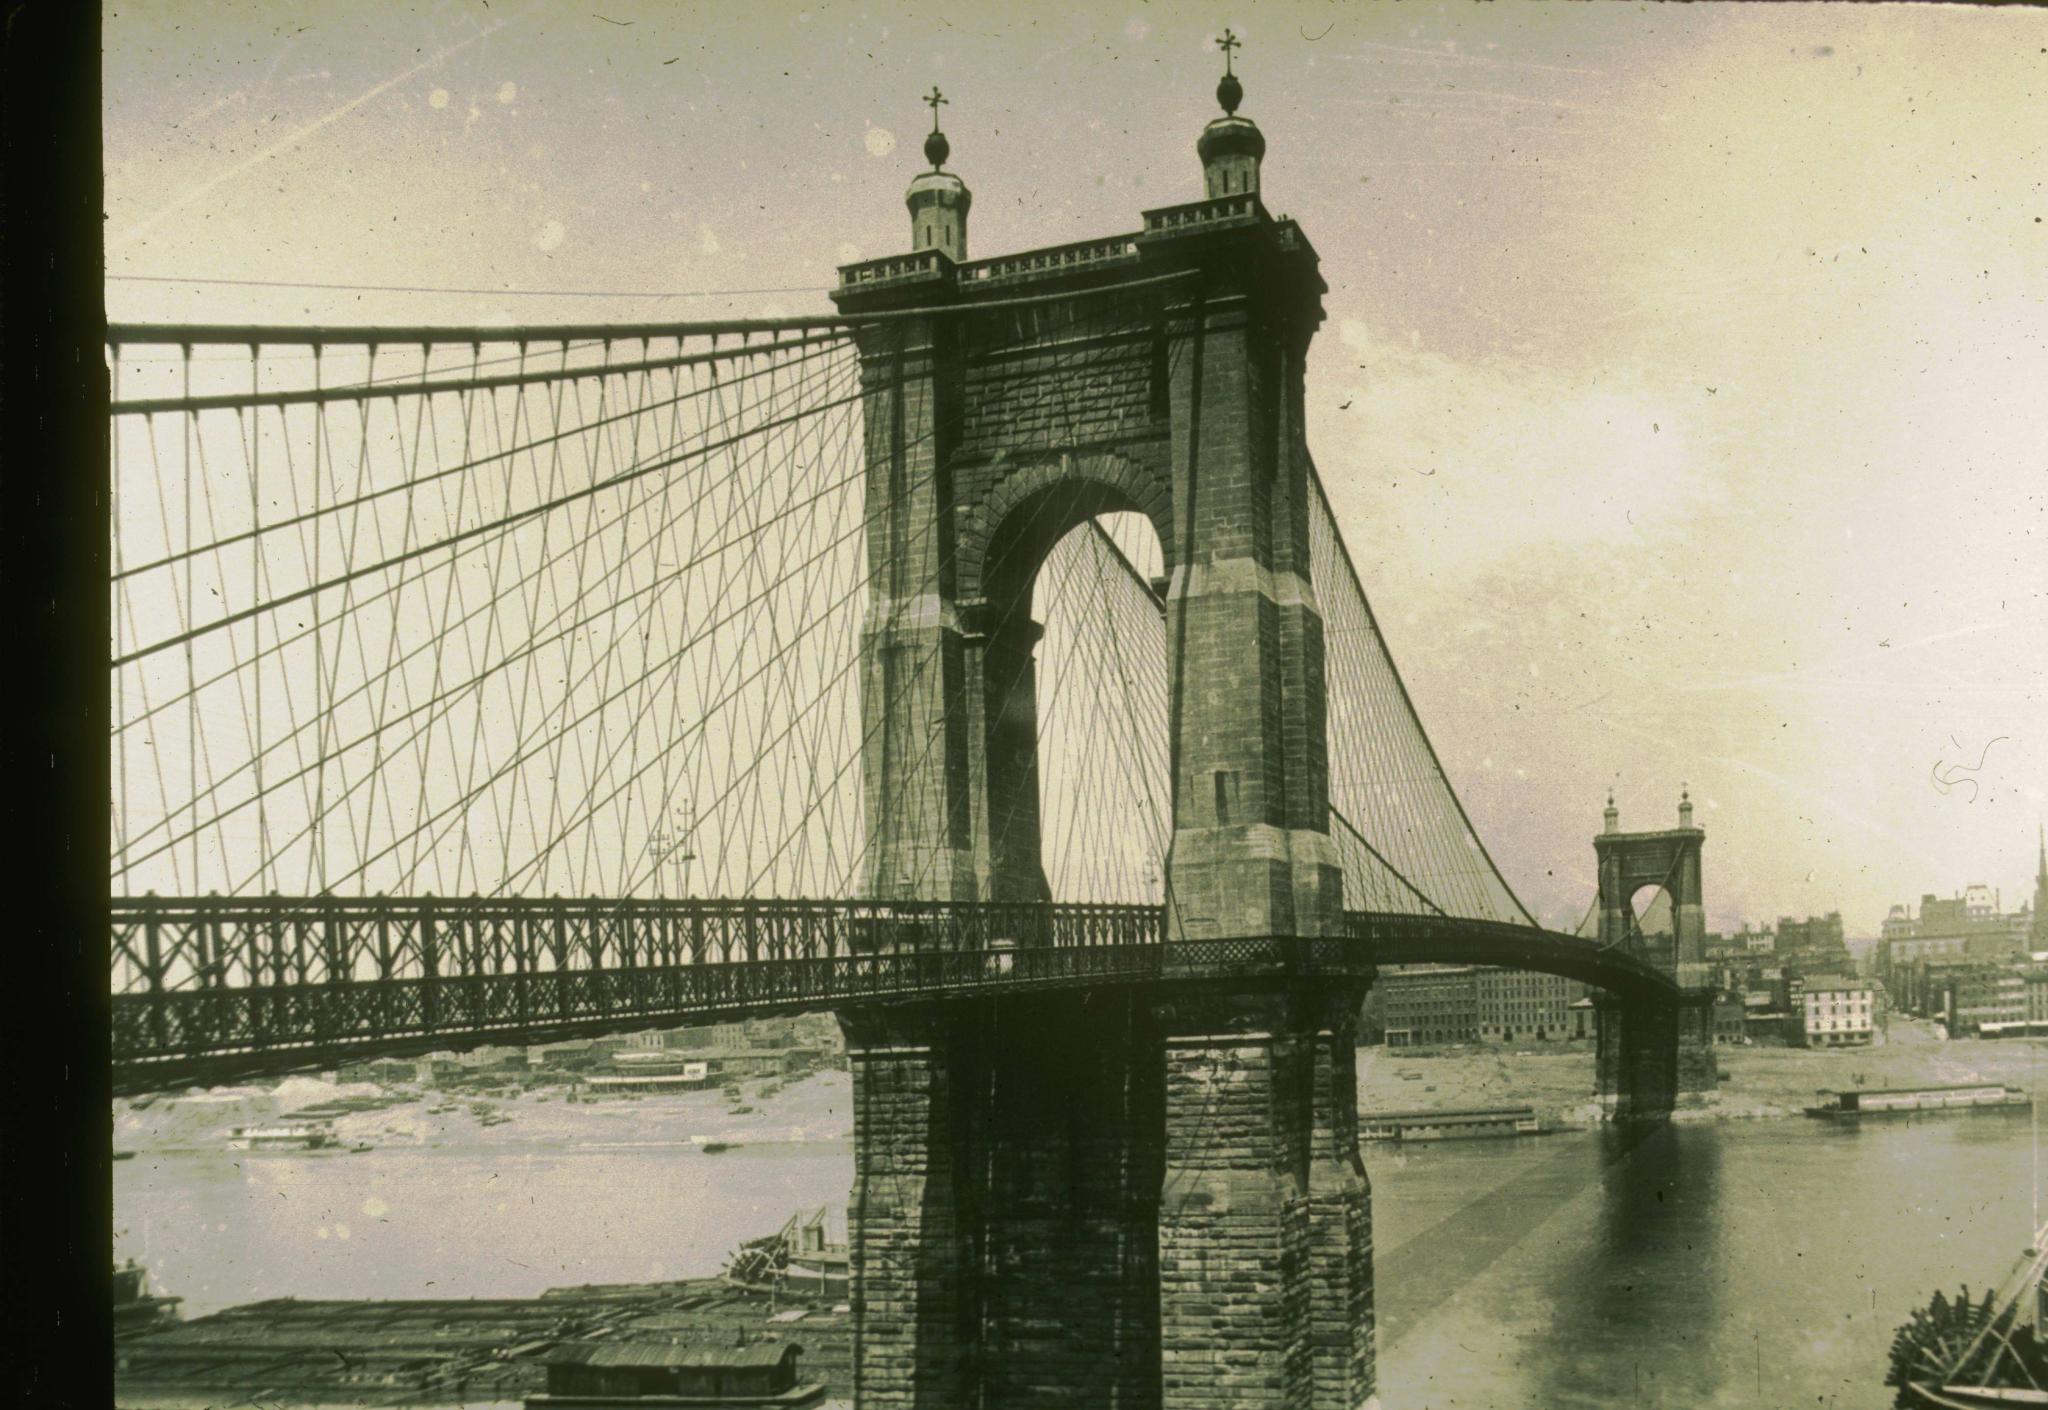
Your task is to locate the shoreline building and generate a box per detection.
[2036,826,2048,948]
[1796,975,1877,1047]
[1877,840,2048,1028]
[1945,966,2031,1036]
[1377,965,1588,1047]
[1377,966,1480,1047]
[1879,878,2034,1015]
[1475,968,1590,1043]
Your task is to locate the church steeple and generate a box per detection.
[2033,823,2048,945]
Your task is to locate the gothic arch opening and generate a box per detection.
[952,450,1175,907]
[967,455,1173,613]
[1629,883,1677,971]
[1032,511,1171,904]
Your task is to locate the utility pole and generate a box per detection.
[646,801,698,900]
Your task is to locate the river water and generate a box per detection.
[115,1070,2040,1409]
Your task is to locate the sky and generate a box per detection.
[102,1,2047,934]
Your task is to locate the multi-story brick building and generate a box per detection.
[1380,966,1589,1046]
[1798,976,1875,1046]
[1880,887,2032,1000]
[1379,965,1479,1047]
[2029,968,2048,1024]
[1737,924,1776,953]
[1896,953,1958,1016]
[1946,965,2029,1035]
[1777,912,1846,954]
[1712,996,1748,1044]
[1474,968,1587,1042]
[1772,912,1856,984]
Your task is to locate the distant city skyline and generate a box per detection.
[102,2,2045,931]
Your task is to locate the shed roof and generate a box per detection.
[547,1340,798,1369]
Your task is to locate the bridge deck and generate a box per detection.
[110,895,1679,1094]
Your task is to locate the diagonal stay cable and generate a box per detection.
[256,361,867,898]
[113,357,864,877]
[117,349,860,883]
[1308,459,1538,926]
[108,342,853,757]
[111,336,848,584]
[112,382,866,670]
[308,362,872,897]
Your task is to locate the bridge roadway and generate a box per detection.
[110,894,1679,1096]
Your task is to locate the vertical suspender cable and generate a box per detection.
[184,346,198,889]
[112,349,126,886]
[311,344,327,893]
[251,345,267,894]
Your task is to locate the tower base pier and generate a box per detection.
[839,980,1376,1409]
[1592,991,1719,1122]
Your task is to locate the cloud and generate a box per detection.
[497,81,517,104]
[864,126,896,159]
[428,88,450,110]
[1313,319,1721,579]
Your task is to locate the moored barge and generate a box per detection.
[1360,1105,1544,1142]
[1806,1083,2031,1120]
[226,1121,334,1151]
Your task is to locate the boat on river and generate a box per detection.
[1888,1220,2048,1405]
[226,1122,334,1151]
[1805,1083,2030,1120]
[113,1259,181,1335]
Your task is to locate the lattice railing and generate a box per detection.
[108,890,1678,1094]
[110,894,1164,998]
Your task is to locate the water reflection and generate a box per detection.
[1550,1124,1730,1406]
[1374,1117,2037,1410]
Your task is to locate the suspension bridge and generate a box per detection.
[105,51,1716,1410]
[103,296,1689,1094]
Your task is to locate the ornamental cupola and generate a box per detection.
[1198,29,1266,199]
[905,86,970,261]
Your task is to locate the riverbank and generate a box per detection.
[1357,1017,2048,1126]
[114,1067,855,1160]
[117,1017,2048,1156]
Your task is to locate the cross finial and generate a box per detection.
[1216,28,1241,76]
[923,85,948,133]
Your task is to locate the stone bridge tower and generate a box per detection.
[1596,788,1707,984]
[1591,792,1719,1118]
[828,56,1377,1410]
